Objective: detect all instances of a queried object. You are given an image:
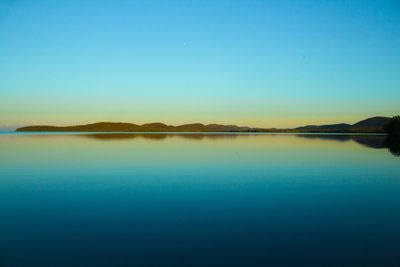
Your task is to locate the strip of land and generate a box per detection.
[16,116,391,133]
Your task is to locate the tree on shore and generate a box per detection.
[384,116,400,136]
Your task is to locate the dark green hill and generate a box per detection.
[295,123,351,132]
[16,122,261,132]
[349,116,390,132]
[17,122,141,132]
[16,116,393,133]
[352,116,390,127]
[295,116,390,133]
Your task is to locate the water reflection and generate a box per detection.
[296,134,399,157]
[385,136,400,156]
[81,133,400,157]
[80,133,243,141]
[19,132,400,157]
[1,132,399,267]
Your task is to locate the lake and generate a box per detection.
[0,133,399,267]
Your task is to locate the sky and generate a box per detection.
[0,0,399,129]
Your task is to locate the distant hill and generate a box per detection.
[295,116,390,133]
[295,123,351,132]
[16,122,265,133]
[16,116,391,133]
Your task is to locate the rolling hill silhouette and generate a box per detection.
[16,116,391,133]
[295,116,390,133]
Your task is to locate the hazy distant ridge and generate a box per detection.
[16,116,391,133]
[16,122,260,133]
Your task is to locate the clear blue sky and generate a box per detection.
[0,0,399,129]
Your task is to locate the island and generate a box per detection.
[16,116,395,133]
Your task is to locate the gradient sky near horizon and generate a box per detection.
[0,0,399,129]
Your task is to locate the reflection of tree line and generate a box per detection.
[26,132,399,157]
[82,133,399,156]
[384,136,400,157]
[80,133,400,156]
[80,133,246,141]
[296,134,400,157]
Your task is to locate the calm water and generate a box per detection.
[0,133,399,267]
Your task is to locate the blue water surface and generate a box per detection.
[0,133,399,267]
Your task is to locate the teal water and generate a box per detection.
[0,133,399,267]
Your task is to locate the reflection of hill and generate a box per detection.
[82,134,168,141]
[80,133,243,141]
[295,134,352,142]
[351,135,386,149]
[296,134,399,157]
[22,132,399,158]
[80,133,399,157]
[296,134,387,148]
[385,136,400,157]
